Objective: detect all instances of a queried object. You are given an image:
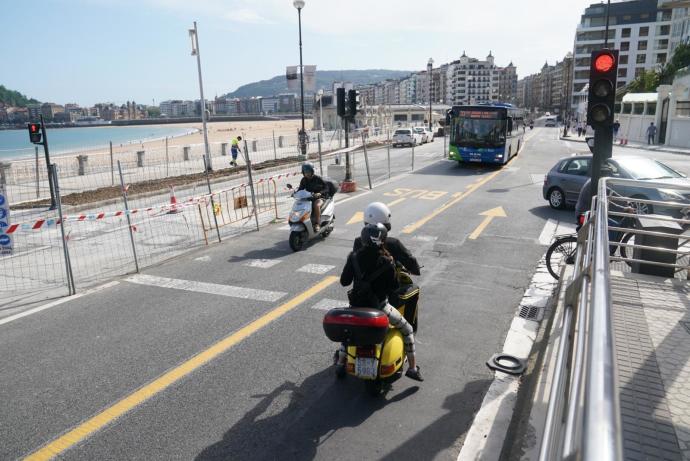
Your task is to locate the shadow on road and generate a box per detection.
[410,160,502,177]
[527,205,574,222]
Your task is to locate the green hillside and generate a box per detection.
[225,69,413,98]
[0,85,39,107]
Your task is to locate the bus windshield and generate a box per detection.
[454,117,506,147]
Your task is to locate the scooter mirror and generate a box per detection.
[286,183,293,189]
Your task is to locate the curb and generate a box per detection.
[617,143,690,156]
[457,257,559,461]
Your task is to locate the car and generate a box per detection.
[543,155,690,215]
[413,127,429,143]
[392,128,423,147]
[544,117,557,127]
[423,127,435,142]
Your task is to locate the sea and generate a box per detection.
[0,125,197,161]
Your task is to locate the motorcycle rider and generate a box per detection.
[352,202,420,276]
[297,162,327,232]
[339,223,424,382]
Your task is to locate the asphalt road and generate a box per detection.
[4,127,687,460]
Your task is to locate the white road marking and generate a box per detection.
[0,281,120,327]
[277,225,291,231]
[244,259,282,269]
[126,274,286,302]
[413,235,437,242]
[311,298,348,311]
[297,264,335,275]
[529,173,545,185]
[538,219,559,245]
[565,141,573,149]
[194,256,211,262]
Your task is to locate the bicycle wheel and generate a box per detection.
[546,236,578,280]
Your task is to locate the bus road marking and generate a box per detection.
[23,276,340,461]
[384,188,448,200]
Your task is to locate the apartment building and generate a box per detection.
[572,0,673,105]
[446,52,516,105]
[662,0,690,54]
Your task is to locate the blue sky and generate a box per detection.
[2,0,595,106]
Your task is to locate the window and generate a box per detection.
[618,68,628,78]
[620,41,630,51]
[623,15,632,20]
[565,159,591,176]
[657,25,671,36]
[636,54,646,64]
[615,103,622,114]
[677,101,690,117]
[646,102,656,115]
[655,39,669,50]
[640,14,650,20]
[639,26,649,36]
[622,103,632,114]
[635,67,645,77]
[619,55,629,64]
[661,10,672,21]
[657,53,667,64]
[590,16,606,26]
[638,40,648,50]
[633,103,644,115]
[622,28,631,38]
[575,57,591,67]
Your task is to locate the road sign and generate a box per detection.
[0,185,12,255]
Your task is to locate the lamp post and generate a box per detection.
[317,88,324,134]
[427,58,434,131]
[293,0,307,158]
[188,22,212,171]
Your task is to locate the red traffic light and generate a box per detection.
[594,53,615,73]
[29,123,40,133]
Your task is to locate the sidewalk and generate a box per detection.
[559,135,690,156]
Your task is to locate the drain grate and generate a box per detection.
[519,305,541,320]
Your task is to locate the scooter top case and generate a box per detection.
[323,308,388,345]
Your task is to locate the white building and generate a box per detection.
[572,0,673,107]
[663,0,690,54]
[398,77,416,104]
[446,51,501,105]
[261,97,279,114]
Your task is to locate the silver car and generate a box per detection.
[543,155,690,215]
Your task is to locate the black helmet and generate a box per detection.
[301,162,315,175]
[360,223,387,248]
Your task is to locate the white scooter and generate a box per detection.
[286,184,335,251]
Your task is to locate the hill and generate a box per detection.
[0,85,39,107]
[225,69,413,98]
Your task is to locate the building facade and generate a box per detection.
[445,52,516,105]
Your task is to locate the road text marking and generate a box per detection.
[244,259,282,269]
[126,274,286,302]
[298,264,335,275]
[24,276,340,461]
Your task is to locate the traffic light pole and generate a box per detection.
[344,117,352,181]
[590,127,613,199]
[39,115,57,210]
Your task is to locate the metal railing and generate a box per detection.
[538,176,690,461]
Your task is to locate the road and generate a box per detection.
[3,127,689,460]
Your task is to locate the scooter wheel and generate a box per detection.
[365,380,385,397]
[289,230,306,251]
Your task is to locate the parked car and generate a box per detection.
[543,155,690,215]
[413,127,429,143]
[392,128,422,147]
[424,127,435,142]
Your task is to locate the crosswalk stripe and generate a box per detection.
[298,264,335,274]
[126,274,286,302]
[311,298,348,311]
[244,259,282,269]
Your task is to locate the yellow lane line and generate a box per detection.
[25,275,340,461]
[401,170,502,234]
[386,197,407,207]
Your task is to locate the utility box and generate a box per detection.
[631,216,684,278]
[136,151,145,168]
[221,143,228,156]
[183,146,190,161]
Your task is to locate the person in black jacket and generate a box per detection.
[297,162,327,232]
[352,202,420,275]
[339,223,423,382]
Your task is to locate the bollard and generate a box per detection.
[252,140,258,152]
[0,162,10,185]
[278,135,284,148]
[183,146,190,161]
[77,155,88,176]
[136,150,145,168]
[221,143,228,156]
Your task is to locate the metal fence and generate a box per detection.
[539,177,690,461]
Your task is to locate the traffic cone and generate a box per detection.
[168,186,182,214]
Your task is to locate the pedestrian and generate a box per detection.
[577,122,583,137]
[613,120,621,142]
[646,122,657,145]
[230,135,242,166]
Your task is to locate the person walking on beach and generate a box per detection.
[230,136,242,167]
[646,122,657,145]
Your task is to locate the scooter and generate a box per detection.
[322,272,420,397]
[286,184,335,251]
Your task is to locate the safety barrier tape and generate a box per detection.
[4,171,299,234]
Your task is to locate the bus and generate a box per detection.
[447,103,525,165]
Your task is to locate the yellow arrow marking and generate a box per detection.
[402,170,502,234]
[468,206,507,240]
[346,197,407,225]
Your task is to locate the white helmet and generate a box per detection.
[364,202,391,230]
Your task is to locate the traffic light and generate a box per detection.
[587,49,618,130]
[28,122,42,144]
[336,88,346,118]
[348,89,360,118]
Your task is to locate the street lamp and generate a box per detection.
[317,89,324,134]
[188,22,212,171]
[427,58,434,131]
[293,0,307,158]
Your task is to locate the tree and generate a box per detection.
[660,43,690,84]
[627,70,660,93]
[146,106,161,118]
[0,85,40,107]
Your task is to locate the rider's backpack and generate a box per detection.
[347,252,390,309]
[323,177,339,197]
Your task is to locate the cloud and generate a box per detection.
[227,8,275,24]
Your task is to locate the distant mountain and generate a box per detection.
[0,85,40,107]
[224,69,413,98]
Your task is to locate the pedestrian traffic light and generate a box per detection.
[336,88,346,118]
[587,49,618,130]
[28,122,42,144]
[348,89,360,118]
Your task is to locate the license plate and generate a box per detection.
[355,357,378,379]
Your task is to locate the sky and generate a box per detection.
[1,0,598,107]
